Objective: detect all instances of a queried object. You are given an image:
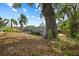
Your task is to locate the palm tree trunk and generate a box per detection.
[20,24,23,30]
[42,3,57,40]
[11,21,13,28]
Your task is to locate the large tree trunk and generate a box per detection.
[42,3,57,40]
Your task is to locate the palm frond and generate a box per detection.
[12,3,22,9]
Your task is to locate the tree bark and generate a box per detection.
[42,3,57,40]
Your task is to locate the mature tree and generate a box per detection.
[12,3,58,40]
[58,3,79,38]
[18,13,28,29]
[42,4,57,39]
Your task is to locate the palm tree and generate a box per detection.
[0,17,3,27]
[10,19,18,28]
[18,13,28,29]
[0,17,9,27]
[12,3,58,40]
[0,17,4,27]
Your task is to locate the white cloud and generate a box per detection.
[35,3,39,8]
[26,15,29,18]
[23,8,27,12]
[38,7,42,11]
[35,3,42,12]
[37,17,40,20]
[35,9,38,12]
[35,7,42,12]
[39,11,41,14]
[7,3,12,7]
[6,3,17,12]
[32,15,34,18]
[12,8,17,12]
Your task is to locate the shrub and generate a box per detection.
[2,27,21,32]
[63,49,74,56]
[31,31,41,36]
[32,52,40,56]
[47,29,52,40]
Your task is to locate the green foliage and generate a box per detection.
[47,29,52,40]
[69,15,79,38]
[0,17,17,28]
[0,17,8,27]
[63,50,73,56]
[59,20,70,36]
[19,13,28,28]
[12,3,22,9]
[11,19,18,25]
[3,27,14,32]
[26,25,36,30]
[2,27,21,32]
[57,3,79,38]
[31,31,41,36]
[32,52,40,56]
[27,26,41,36]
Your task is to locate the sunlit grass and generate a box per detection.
[0,32,79,56]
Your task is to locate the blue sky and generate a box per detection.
[0,3,45,27]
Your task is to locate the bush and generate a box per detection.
[63,50,73,56]
[31,31,41,36]
[2,27,21,32]
[59,20,70,36]
[47,29,52,40]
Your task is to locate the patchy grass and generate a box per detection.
[0,32,79,56]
